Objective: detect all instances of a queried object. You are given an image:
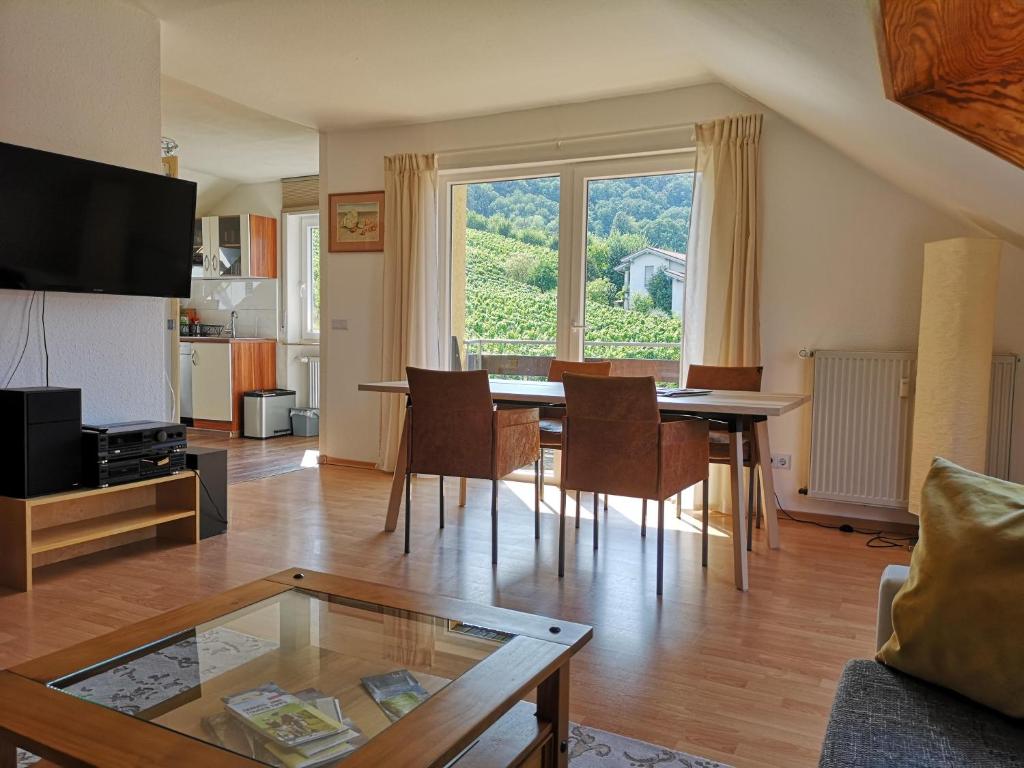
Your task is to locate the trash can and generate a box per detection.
[243,389,296,439]
[290,408,320,437]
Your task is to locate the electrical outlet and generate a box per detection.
[770,454,792,470]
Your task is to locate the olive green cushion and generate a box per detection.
[877,457,1024,717]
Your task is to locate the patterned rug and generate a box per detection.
[568,723,731,767]
[18,723,730,767]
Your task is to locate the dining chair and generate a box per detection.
[559,373,709,595]
[404,367,541,565]
[682,365,765,565]
[539,359,613,531]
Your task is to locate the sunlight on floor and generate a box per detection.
[301,449,321,468]
[500,479,728,537]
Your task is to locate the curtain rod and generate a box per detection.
[435,122,697,159]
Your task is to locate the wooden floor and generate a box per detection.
[187,429,320,484]
[0,465,910,768]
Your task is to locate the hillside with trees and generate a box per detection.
[461,174,692,360]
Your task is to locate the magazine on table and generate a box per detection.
[206,682,363,767]
[361,669,430,722]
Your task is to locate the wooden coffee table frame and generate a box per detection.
[0,568,592,768]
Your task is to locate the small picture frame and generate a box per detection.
[328,191,385,252]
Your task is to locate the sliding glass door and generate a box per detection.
[443,153,693,380]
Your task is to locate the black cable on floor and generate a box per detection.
[774,491,916,551]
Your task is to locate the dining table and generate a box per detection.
[358,378,811,591]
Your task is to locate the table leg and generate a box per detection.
[754,418,781,549]
[728,418,750,591]
[0,738,16,768]
[384,405,410,532]
[537,661,570,768]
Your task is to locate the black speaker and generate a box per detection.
[0,387,82,498]
[186,446,227,538]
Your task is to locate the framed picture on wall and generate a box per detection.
[328,191,385,252]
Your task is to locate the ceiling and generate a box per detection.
[150,0,1024,245]
[671,0,1024,246]
[149,0,712,129]
[162,75,317,183]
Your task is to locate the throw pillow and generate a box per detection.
[877,457,1024,717]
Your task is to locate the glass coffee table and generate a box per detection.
[0,568,591,768]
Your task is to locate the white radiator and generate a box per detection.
[808,350,1017,508]
[987,355,1017,479]
[306,357,321,409]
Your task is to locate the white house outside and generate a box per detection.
[614,246,685,314]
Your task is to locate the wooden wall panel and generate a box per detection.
[875,0,1024,169]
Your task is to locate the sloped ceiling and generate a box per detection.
[672,0,1024,245]
[145,0,1023,244]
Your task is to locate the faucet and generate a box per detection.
[227,311,238,339]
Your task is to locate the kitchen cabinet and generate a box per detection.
[191,214,278,280]
[187,339,277,434]
[190,343,232,421]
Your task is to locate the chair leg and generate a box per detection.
[701,479,709,568]
[439,475,445,529]
[675,491,682,519]
[755,467,764,528]
[558,488,567,578]
[404,472,412,555]
[459,477,467,507]
[534,460,541,541]
[491,478,498,566]
[593,492,599,551]
[746,465,755,552]
[575,490,581,529]
[641,499,647,538]
[603,493,608,511]
[657,499,665,596]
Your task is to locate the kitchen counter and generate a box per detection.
[180,337,277,344]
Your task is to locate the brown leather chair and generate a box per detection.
[684,365,764,564]
[539,359,613,528]
[559,373,709,595]
[405,367,541,565]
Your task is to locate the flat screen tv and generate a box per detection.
[0,141,196,298]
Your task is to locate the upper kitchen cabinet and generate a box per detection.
[191,214,278,279]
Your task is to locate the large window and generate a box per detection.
[443,154,693,383]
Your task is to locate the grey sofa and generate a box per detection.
[819,565,1024,767]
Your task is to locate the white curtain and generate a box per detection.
[377,153,440,472]
[683,113,762,374]
[682,114,763,511]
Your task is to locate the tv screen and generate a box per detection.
[0,141,196,298]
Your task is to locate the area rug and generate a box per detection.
[568,723,732,767]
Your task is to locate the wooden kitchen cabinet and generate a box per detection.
[190,339,276,434]
[192,214,278,279]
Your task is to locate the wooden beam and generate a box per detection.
[874,0,1024,168]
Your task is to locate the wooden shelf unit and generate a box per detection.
[0,472,199,592]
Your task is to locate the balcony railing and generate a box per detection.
[462,338,682,384]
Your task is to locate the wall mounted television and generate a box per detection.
[0,141,197,299]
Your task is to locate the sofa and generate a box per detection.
[818,565,1024,767]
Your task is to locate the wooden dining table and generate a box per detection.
[358,379,810,591]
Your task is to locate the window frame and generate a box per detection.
[298,211,321,342]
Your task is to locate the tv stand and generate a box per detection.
[0,472,199,592]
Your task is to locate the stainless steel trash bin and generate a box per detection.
[243,389,296,439]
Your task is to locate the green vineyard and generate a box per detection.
[463,229,681,360]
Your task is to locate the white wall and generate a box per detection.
[0,0,170,423]
[319,82,1024,523]
[201,180,282,218]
